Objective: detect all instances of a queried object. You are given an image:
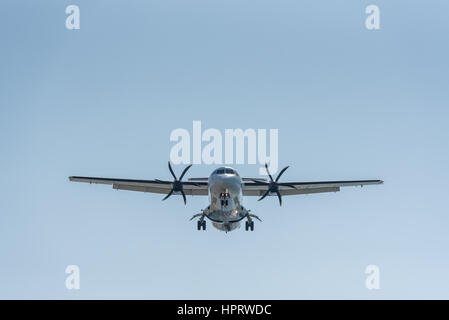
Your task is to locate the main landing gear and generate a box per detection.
[190,211,207,231]
[197,219,206,231]
[245,213,261,232]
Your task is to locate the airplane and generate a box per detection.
[69,162,383,233]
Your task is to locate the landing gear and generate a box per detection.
[190,210,207,231]
[245,213,261,231]
[197,219,206,231]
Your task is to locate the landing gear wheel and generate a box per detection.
[198,220,206,231]
[250,221,254,231]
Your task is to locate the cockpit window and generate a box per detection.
[214,168,237,175]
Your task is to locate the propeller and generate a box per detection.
[161,161,192,205]
[256,163,296,206]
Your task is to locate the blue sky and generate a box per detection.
[0,0,448,299]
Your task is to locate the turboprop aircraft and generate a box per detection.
[69,162,383,232]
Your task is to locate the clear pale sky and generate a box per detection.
[0,0,448,299]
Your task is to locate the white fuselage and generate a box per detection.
[205,167,248,232]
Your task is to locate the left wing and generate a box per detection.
[242,179,383,196]
[69,176,209,195]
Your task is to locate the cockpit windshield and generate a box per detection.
[214,168,237,175]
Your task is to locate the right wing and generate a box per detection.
[242,179,383,196]
[69,176,209,195]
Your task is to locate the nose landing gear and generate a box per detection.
[219,192,230,207]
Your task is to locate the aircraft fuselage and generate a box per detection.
[205,167,248,232]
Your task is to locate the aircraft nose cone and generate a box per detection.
[210,175,241,194]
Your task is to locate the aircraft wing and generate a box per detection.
[69,176,209,195]
[242,179,383,196]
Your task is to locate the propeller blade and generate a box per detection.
[276,191,282,206]
[168,161,177,180]
[181,190,187,205]
[162,188,174,201]
[265,163,274,182]
[275,166,289,182]
[163,162,193,205]
[258,189,270,201]
[179,164,192,181]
